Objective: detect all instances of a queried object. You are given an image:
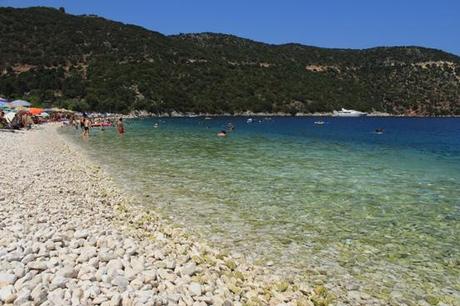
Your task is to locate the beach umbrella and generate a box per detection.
[40,112,50,117]
[28,108,44,115]
[10,100,32,107]
[45,107,62,112]
[0,101,10,108]
[14,106,29,111]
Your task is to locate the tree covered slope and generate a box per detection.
[1,7,459,115]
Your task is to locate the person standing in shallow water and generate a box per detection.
[80,117,85,130]
[116,117,125,136]
[82,118,91,138]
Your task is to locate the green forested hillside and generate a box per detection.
[1,7,459,115]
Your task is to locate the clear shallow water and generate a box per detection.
[62,117,460,304]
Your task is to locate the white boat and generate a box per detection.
[333,108,367,117]
[314,121,325,125]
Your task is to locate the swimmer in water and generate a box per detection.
[217,130,227,137]
[226,123,235,131]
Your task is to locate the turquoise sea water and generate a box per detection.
[61,117,460,304]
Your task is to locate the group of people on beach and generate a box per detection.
[1,109,80,131]
[69,115,125,138]
[0,109,34,130]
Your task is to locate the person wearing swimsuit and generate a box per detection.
[116,117,125,135]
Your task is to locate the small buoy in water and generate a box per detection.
[247,118,253,123]
[154,123,159,128]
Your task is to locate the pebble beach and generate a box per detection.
[0,124,331,306]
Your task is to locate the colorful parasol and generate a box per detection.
[28,108,44,115]
[10,100,32,107]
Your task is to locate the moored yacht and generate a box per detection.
[333,108,367,117]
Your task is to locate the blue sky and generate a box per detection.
[2,0,460,55]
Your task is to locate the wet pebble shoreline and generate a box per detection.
[0,125,332,306]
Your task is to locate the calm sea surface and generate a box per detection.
[61,117,460,304]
